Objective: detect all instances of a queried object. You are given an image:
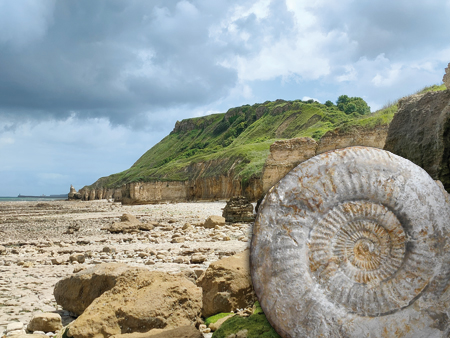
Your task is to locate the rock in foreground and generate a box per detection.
[67,266,202,338]
[384,89,450,192]
[54,263,131,316]
[197,250,255,318]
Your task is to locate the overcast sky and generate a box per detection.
[1,0,450,196]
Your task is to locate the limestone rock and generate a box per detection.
[27,313,62,333]
[316,125,388,155]
[104,213,143,233]
[67,268,202,338]
[444,62,450,89]
[222,196,254,223]
[384,90,450,192]
[262,137,318,193]
[203,216,225,228]
[0,245,7,254]
[197,250,255,318]
[68,185,82,200]
[54,263,130,315]
[109,326,203,338]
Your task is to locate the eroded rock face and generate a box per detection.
[222,197,255,223]
[197,250,256,318]
[262,137,318,193]
[54,263,130,316]
[316,125,388,154]
[68,185,82,200]
[252,146,450,337]
[444,62,450,89]
[67,268,202,338]
[384,90,450,192]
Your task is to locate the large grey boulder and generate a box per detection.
[384,89,450,192]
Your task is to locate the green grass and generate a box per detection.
[86,84,447,191]
[205,313,235,326]
[211,313,281,338]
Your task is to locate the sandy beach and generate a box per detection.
[0,200,252,333]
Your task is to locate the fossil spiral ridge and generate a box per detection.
[251,146,450,337]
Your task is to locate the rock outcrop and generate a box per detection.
[196,250,255,318]
[119,174,262,205]
[68,185,82,200]
[222,197,255,223]
[444,62,450,89]
[316,124,388,154]
[262,137,317,193]
[63,265,202,338]
[54,263,130,316]
[261,126,389,193]
[384,90,450,192]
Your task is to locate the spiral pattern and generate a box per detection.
[251,147,450,337]
[309,201,415,315]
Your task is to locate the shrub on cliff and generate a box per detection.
[337,95,370,115]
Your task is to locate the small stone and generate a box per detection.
[0,245,6,254]
[51,257,65,265]
[102,246,116,253]
[171,237,185,243]
[22,261,34,268]
[203,216,225,228]
[191,254,207,264]
[69,253,85,264]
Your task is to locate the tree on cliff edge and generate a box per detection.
[337,95,370,115]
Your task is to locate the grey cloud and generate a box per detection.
[311,0,450,61]
[0,0,243,127]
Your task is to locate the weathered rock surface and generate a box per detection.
[316,125,388,154]
[203,216,225,228]
[119,174,262,206]
[68,185,82,200]
[384,90,450,192]
[103,213,155,233]
[222,197,254,223]
[197,250,255,318]
[110,326,203,338]
[444,62,450,89]
[262,137,318,193]
[261,128,388,193]
[27,313,62,333]
[54,263,130,316]
[67,267,202,338]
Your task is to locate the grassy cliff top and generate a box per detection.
[88,84,446,190]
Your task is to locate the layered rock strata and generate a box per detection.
[384,89,450,192]
[262,125,389,193]
[222,196,255,223]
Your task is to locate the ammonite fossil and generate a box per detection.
[251,147,450,338]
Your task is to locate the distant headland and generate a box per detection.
[17,194,68,199]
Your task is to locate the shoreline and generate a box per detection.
[0,200,253,334]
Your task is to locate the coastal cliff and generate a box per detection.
[80,84,448,204]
